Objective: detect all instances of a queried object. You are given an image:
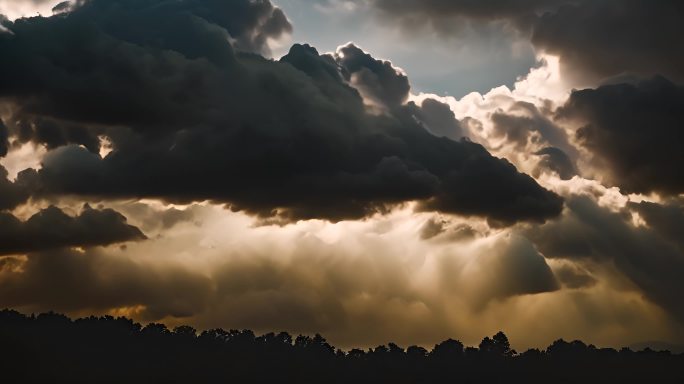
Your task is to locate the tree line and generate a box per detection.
[1,309,682,383]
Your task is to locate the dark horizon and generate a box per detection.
[2,309,683,383]
[4,308,684,354]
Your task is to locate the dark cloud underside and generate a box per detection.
[529,196,684,322]
[559,77,684,195]
[0,0,562,224]
[0,248,211,319]
[0,205,144,255]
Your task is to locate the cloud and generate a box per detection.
[0,2,562,224]
[368,0,684,83]
[552,262,596,289]
[0,205,564,348]
[447,234,559,309]
[531,1,684,83]
[1,204,675,349]
[0,248,212,319]
[558,76,684,195]
[0,119,8,157]
[534,147,575,181]
[490,101,574,154]
[407,98,464,141]
[3,115,101,154]
[0,205,145,255]
[0,165,33,211]
[629,200,684,250]
[333,42,411,108]
[528,196,684,322]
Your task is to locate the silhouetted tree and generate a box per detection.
[0,309,683,384]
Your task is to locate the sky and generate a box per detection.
[0,0,684,351]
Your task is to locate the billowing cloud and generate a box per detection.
[0,204,676,349]
[630,200,684,250]
[369,0,684,83]
[529,196,684,322]
[1,0,681,353]
[448,234,559,309]
[408,98,464,141]
[531,1,684,83]
[0,165,32,211]
[0,205,145,255]
[0,119,8,157]
[0,248,212,320]
[0,1,562,224]
[534,147,575,181]
[333,42,411,108]
[559,76,684,195]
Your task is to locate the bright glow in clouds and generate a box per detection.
[2,200,682,350]
[0,142,45,180]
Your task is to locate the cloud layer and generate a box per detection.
[0,1,562,224]
[0,205,145,255]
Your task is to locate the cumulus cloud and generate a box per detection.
[408,98,465,141]
[333,42,411,108]
[0,165,33,211]
[629,200,684,250]
[531,0,684,83]
[0,205,145,255]
[558,76,684,195]
[447,234,559,309]
[0,2,562,224]
[0,119,8,157]
[533,147,575,181]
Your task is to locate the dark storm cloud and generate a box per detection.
[0,119,8,157]
[464,235,559,307]
[0,166,33,211]
[0,248,212,320]
[490,101,576,155]
[0,1,563,224]
[531,0,684,82]
[534,147,575,180]
[408,98,464,141]
[48,0,293,56]
[5,115,101,154]
[333,43,411,108]
[331,44,463,139]
[0,205,145,255]
[369,0,684,82]
[558,76,684,195]
[629,200,684,250]
[553,263,596,289]
[528,196,684,322]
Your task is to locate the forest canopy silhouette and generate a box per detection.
[1,310,682,383]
